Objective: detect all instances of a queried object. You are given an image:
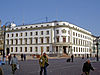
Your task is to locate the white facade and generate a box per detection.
[5,21,93,57]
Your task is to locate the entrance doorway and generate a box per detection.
[63,46,66,54]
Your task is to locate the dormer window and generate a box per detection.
[41,25,43,27]
[30,26,32,28]
[25,27,27,29]
[56,24,59,25]
[47,25,49,26]
[63,23,65,25]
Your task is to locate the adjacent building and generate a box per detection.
[5,21,94,57]
[93,36,100,57]
[0,21,4,55]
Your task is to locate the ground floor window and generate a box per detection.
[56,46,58,52]
[11,47,13,52]
[25,47,27,52]
[47,46,49,52]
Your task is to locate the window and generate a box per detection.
[12,34,14,37]
[47,25,49,26]
[79,39,81,45]
[47,37,49,43]
[73,38,75,44]
[7,34,9,37]
[79,48,80,52]
[35,38,38,44]
[20,47,22,52]
[47,31,49,35]
[76,38,78,45]
[15,39,18,45]
[56,24,59,25]
[78,34,80,37]
[74,47,75,52]
[15,47,17,52]
[41,31,43,35]
[30,47,32,52]
[30,26,32,28]
[81,48,82,52]
[36,31,38,35]
[56,37,59,42]
[76,33,77,36]
[76,47,78,52]
[36,26,38,27]
[25,47,27,52]
[56,30,59,34]
[41,25,43,27]
[63,36,66,42]
[16,33,18,37]
[7,40,9,45]
[11,39,13,45]
[35,47,38,52]
[63,23,65,25]
[25,38,27,44]
[68,36,70,42]
[20,38,22,44]
[56,46,58,52]
[41,38,43,43]
[25,32,27,36]
[73,32,75,36]
[30,32,32,36]
[11,47,13,52]
[47,47,49,52]
[30,38,32,44]
[20,33,23,36]
[62,29,66,33]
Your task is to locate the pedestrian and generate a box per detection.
[39,53,49,75]
[82,55,84,59]
[21,54,23,61]
[23,54,26,61]
[81,59,94,75]
[0,67,3,75]
[71,55,74,62]
[10,54,19,74]
[8,54,12,64]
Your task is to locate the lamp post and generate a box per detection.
[96,37,99,61]
[3,25,6,58]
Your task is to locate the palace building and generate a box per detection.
[5,21,94,57]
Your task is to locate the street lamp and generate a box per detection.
[96,37,99,61]
[3,25,6,58]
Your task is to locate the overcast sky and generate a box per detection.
[0,0,100,36]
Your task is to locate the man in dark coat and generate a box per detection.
[82,60,94,75]
[71,55,74,62]
[21,54,23,61]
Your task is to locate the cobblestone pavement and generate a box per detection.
[1,57,100,75]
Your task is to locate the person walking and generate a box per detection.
[8,54,12,64]
[23,54,26,61]
[39,53,49,75]
[71,55,74,62]
[82,60,94,75]
[10,54,18,74]
[21,54,23,61]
